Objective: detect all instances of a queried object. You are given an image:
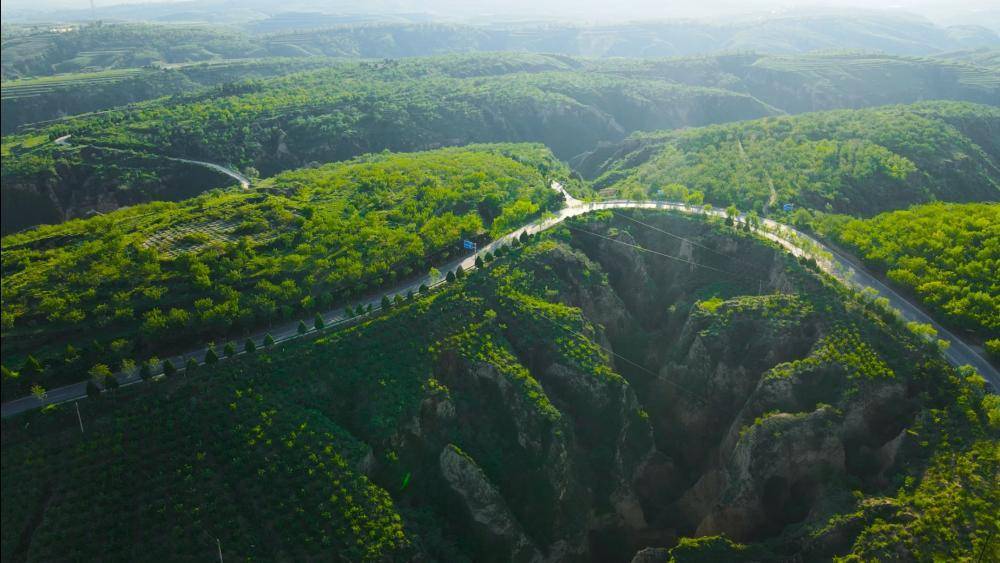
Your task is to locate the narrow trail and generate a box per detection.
[3,182,996,417]
[736,137,777,209]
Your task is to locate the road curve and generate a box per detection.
[170,157,250,189]
[821,241,997,383]
[54,135,250,189]
[3,184,996,417]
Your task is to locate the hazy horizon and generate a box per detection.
[3,0,1000,28]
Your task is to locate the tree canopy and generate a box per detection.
[830,202,999,340]
[1,143,562,393]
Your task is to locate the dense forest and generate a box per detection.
[1,14,997,563]
[0,144,565,395]
[817,202,999,343]
[3,50,998,233]
[587,101,1000,216]
[5,50,998,134]
[3,16,999,79]
[0,58,336,133]
[21,66,768,165]
[3,212,995,561]
[0,55,773,233]
[0,24,260,80]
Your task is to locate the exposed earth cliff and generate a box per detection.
[2,211,996,561]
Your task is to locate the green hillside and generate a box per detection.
[587,101,1000,216]
[23,68,763,166]
[0,24,259,80]
[4,15,998,80]
[6,51,997,135]
[586,52,1000,113]
[0,58,337,133]
[0,144,565,395]
[818,202,1000,342]
[0,60,770,234]
[3,211,995,561]
[5,50,999,234]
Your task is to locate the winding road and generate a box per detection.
[3,182,996,417]
[54,135,250,189]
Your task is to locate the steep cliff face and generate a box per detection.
[438,444,543,562]
[1,149,232,234]
[498,213,970,560]
[5,211,991,562]
[361,211,947,561]
[382,256,659,560]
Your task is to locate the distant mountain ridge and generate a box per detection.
[2,52,998,233]
[3,13,999,80]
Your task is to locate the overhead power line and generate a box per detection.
[523,306,710,405]
[611,210,772,277]
[564,223,767,283]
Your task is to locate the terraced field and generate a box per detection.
[142,218,282,258]
[751,53,1000,89]
[1,70,145,101]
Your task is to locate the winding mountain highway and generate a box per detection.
[53,135,251,189]
[171,157,251,189]
[3,182,996,417]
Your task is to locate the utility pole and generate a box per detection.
[75,402,84,434]
[216,538,224,563]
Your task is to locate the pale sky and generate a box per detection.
[2,0,998,26]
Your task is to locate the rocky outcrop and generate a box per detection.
[1,151,231,234]
[525,243,633,341]
[541,361,654,532]
[630,546,671,563]
[439,444,543,562]
[641,299,820,479]
[581,228,658,319]
[695,407,845,541]
[432,342,660,559]
[431,350,589,558]
[379,215,931,561]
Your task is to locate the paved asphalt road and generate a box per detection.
[172,157,250,189]
[55,135,250,189]
[4,182,996,417]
